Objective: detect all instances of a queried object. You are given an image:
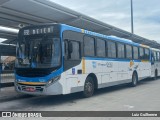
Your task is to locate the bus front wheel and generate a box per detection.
[83,77,94,98]
[154,70,158,80]
[131,72,138,87]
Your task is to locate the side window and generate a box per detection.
[156,52,159,61]
[84,36,95,56]
[158,52,160,61]
[144,48,150,60]
[96,39,106,57]
[157,52,159,61]
[139,47,144,59]
[117,43,125,58]
[64,40,68,60]
[133,46,138,59]
[154,52,157,61]
[70,41,80,60]
[151,51,154,62]
[64,40,80,60]
[159,52,160,61]
[107,41,116,58]
[126,45,132,59]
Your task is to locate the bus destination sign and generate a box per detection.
[23,26,54,36]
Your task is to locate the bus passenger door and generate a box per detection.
[64,40,82,93]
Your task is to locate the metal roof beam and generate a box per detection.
[63,16,82,24]
[0,0,159,49]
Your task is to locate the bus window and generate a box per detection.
[117,43,125,58]
[139,47,144,59]
[154,52,157,61]
[96,39,105,57]
[107,41,116,58]
[158,52,160,61]
[133,46,138,59]
[151,51,155,63]
[159,52,160,61]
[64,40,69,60]
[70,41,80,60]
[65,40,80,60]
[144,48,149,60]
[84,36,95,57]
[126,45,132,59]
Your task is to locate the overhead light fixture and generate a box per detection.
[0,38,7,43]
[0,26,19,33]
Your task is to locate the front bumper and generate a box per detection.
[15,81,63,95]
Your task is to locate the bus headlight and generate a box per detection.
[47,76,60,86]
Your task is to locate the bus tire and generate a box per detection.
[83,77,94,98]
[131,72,138,87]
[154,70,158,80]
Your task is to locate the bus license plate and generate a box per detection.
[25,87,36,92]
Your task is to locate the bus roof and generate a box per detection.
[19,23,150,48]
[151,47,160,52]
[61,24,143,47]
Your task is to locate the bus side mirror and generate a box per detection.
[68,42,73,54]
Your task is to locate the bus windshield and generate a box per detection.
[16,36,61,68]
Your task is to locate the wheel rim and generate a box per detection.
[84,81,93,96]
[155,72,157,79]
[133,74,137,85]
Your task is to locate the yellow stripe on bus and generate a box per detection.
[141,60,150,62]
[81,29,85,33]
[82,58,86,74]
[18,82,46,85]
[130,60,134,67]
[140,44,150,48]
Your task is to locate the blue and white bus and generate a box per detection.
[15,23,151,97]
[151,48,160,79]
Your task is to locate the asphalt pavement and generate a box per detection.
[0,78,160,120]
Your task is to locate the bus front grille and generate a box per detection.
[20,85,44,92]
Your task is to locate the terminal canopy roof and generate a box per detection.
[0,0,160,48]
